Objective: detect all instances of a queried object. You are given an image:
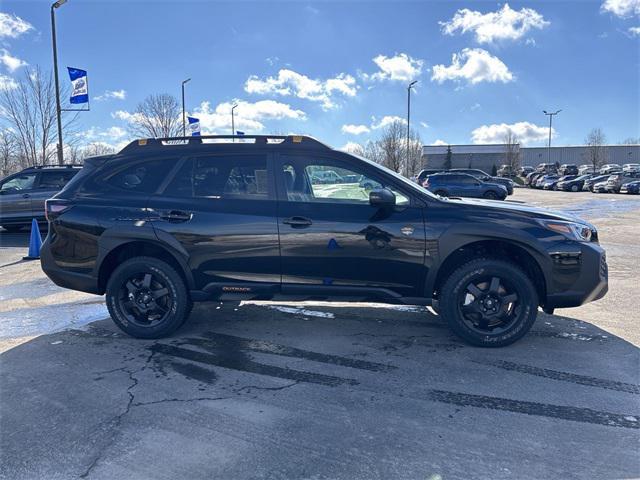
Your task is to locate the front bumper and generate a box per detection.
[544,242,608,309]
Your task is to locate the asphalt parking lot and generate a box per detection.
[1,188,639,480]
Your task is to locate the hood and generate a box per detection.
[441,196,591,225]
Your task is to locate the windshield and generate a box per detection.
[345,152,440,200]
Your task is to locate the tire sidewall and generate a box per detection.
[106,257,188,339]
[440,260,538,347]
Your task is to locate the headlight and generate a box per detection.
[539,220,593,241]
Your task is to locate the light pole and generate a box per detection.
[231,104,238,141]
[543,109,561,165]
[406,80,418,177]
[181,78,191,137]
[51,0,67,165]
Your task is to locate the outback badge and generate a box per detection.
[401,225,414,236]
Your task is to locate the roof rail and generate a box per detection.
[22,163,84,170]
[119,134,331,154]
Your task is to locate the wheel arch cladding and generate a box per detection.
[429,237,547,304]
[97,240,194,294]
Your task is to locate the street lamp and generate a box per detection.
[406,80,418,177]
[51,0,68,165]
[231,104,238,141]
[181,78,191,137]
[543,109,561,165]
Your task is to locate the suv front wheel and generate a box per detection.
[106,257,192,339]
[439,258,538,347]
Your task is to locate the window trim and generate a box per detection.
[274,153,415,207]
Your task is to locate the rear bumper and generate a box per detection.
[544,243,608,309]
[40,236,101,295]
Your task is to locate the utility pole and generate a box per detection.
[181,78,191,137]
[406,80,418,177]
[231,104,238,142]
[543,109,561,165]
[51,0,67,165]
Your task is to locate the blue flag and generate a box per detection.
[236,130,245,136]
[187,116,201,136]
[67,67,88,104]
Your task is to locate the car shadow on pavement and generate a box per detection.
[1,302,638,480]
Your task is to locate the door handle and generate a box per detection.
[283,216,312,228]
[160,210,192,223]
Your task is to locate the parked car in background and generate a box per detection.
[605,172,640,193]
[592,179,610,193]
[534,163,558,174]
[496,164,515,177]
[535,174,560,189]
[622,163,640,173]
[620,180,640,194]
[599,164,622,175]
[423,173,508,200]
[543,175,577,190]
[519,166,534,176]
[583,175,610,192]
[416,168,442,186]
[558,164,579,176]
[450,168,514,195]
[557,174,594,192]
[578,164,596,175]
[0,164,81,232]
[311,170,344,184]
[525,171,544,187]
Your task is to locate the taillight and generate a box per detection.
[45,199,71,222]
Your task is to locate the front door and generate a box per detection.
[148,153,280,296]
[0,171,38,224]
[275,154,426,298]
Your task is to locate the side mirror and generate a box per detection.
[369,188,396,207]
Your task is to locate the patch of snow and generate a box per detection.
[266,305,335,319]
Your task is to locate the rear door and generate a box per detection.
[148,152,280,296]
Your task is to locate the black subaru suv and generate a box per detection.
[41,135,608,347]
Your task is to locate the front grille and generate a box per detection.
[600,254,608,278]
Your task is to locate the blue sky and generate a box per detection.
[1,0,639,151]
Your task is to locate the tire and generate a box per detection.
[105,256,192,339]
[434,190,448,197]
[483,191,498,200]
[439,258,539,347]
[571,185,579,192]
[1,225,26,233]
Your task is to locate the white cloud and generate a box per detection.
[0,13,33,39]
[194,99,306,133]
[245,69,357,109]
[420,121,430,129]
[0,49,27,72]
[339,141,363,153]
[431,48,514,85]
[77,126,128,142]
[440,3,549,43]
[471,121,552,145]
[601,0,640,18]
[366,53,423,82]
[341,124,370,135]
[0,73,17,90]
[629,26,640,35]
[431,139,448,146]
[94,89,127,101]
[371,115,406,129]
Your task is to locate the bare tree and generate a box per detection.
[378,120,405,173]
[83,142,116,157]
[0,67,77,167]
[503,131,521,174]
[0,129,17,175]
[621,137,640,145]
[128,93,182,138]
[585,128,608,171]
[404,128,423,177]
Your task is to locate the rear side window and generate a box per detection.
[164,155,268,200]
[105,158,174,194]
[38,170,77,189]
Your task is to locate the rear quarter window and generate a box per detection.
[99,158,176,194]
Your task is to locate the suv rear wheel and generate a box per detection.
[439,258,538,347]
[105,257,192,339]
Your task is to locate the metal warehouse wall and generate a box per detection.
[421,144,640,172]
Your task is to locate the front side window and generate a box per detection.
[0,173,36,192]
[281,159,409,205]
[164,155,268,200]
